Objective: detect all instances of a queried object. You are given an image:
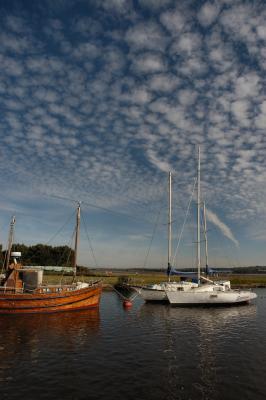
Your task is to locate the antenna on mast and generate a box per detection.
[6,216,16,270]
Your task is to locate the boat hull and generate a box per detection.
[132,287,168,302]
[0,285,102,314]
[114,283,136,299]
[132,282,198,303]
[166,290,257,306]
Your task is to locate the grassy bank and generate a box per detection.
[43,273,266,288]
[229,274,266,288]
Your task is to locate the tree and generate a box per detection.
[4,243,75,266]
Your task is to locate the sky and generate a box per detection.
[1,0,266,269]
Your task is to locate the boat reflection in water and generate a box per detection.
[138,301,257,324]
[0,307,100,339]
[0,308,100,379]
[137,302,257,400]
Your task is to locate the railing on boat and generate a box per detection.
[0,280,101,295]
[0,286,24,294]
[36,284,78,294]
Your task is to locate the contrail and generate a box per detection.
[205,208,239,248]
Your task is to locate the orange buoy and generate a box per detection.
[123,300,132,308]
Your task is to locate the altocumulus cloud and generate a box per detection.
[0,0,266,267]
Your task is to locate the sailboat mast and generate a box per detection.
[5,216,15,270]
[203,201,209,275]
[197,147,201,283]
[73,203,81,278]
[168,171,172,281]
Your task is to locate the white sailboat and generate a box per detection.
[166,147,257,306]
[132,172,197,302]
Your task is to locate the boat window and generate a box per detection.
[214,286,224,292]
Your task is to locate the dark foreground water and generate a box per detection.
[0,290,266,400]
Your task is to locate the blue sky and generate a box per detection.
[1,0,266,269]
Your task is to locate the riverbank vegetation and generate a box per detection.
[2,243,266,288]
[1,243,74,267]
[43,272,266,288]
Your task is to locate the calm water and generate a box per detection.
[0,290,266,400]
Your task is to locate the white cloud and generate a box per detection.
[235,73,261,99]
[73,17,102,38]
[206,208,239,247]
[131,53,165,73]
[231,100,250,127]
[255,111,266,130]
[198,2,220,27]
[177,57,208,76]
[126,21,167,51]
[171,33,202,55]
[178,89,197,106]
[73,42,100,59]
[146,149,171,172]
[100,0,132,13]
[257,25,266,40]
[160,9,185,34]
[149,73,180,92]
[0,55,24,76]
[0,32,31,54]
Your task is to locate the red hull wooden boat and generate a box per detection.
[0,283,102,314]
[0,204,102,314]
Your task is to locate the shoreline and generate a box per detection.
[102,283,266,291]
[43,273,266,290]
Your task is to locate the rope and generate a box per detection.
[143,204,163,268]
[45,193,156,226]
[80,210,98,268]
[171,178,197,267]
[111,284,139,302]
[45,209,76,245]
[59,229,76,285]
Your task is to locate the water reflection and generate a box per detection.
[0,309,100,385]
[137,303,257,400]
[138,302,256,324]
[195,305,256,399]
[0,308,100,340]
[0,292,264,400]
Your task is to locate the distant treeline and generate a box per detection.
[232,266,266,274]
[1,243,74,267]
[89,266,266,274]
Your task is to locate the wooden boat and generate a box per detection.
[0,204,102,314]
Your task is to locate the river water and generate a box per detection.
[0,289,265,400]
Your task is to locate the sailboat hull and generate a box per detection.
[133,287,168,302]
[0,284,102,314]
[132,281,199,302]
[166,289,257,306]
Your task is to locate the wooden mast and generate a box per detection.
[73,203,81,279]
[5,216,15,270]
